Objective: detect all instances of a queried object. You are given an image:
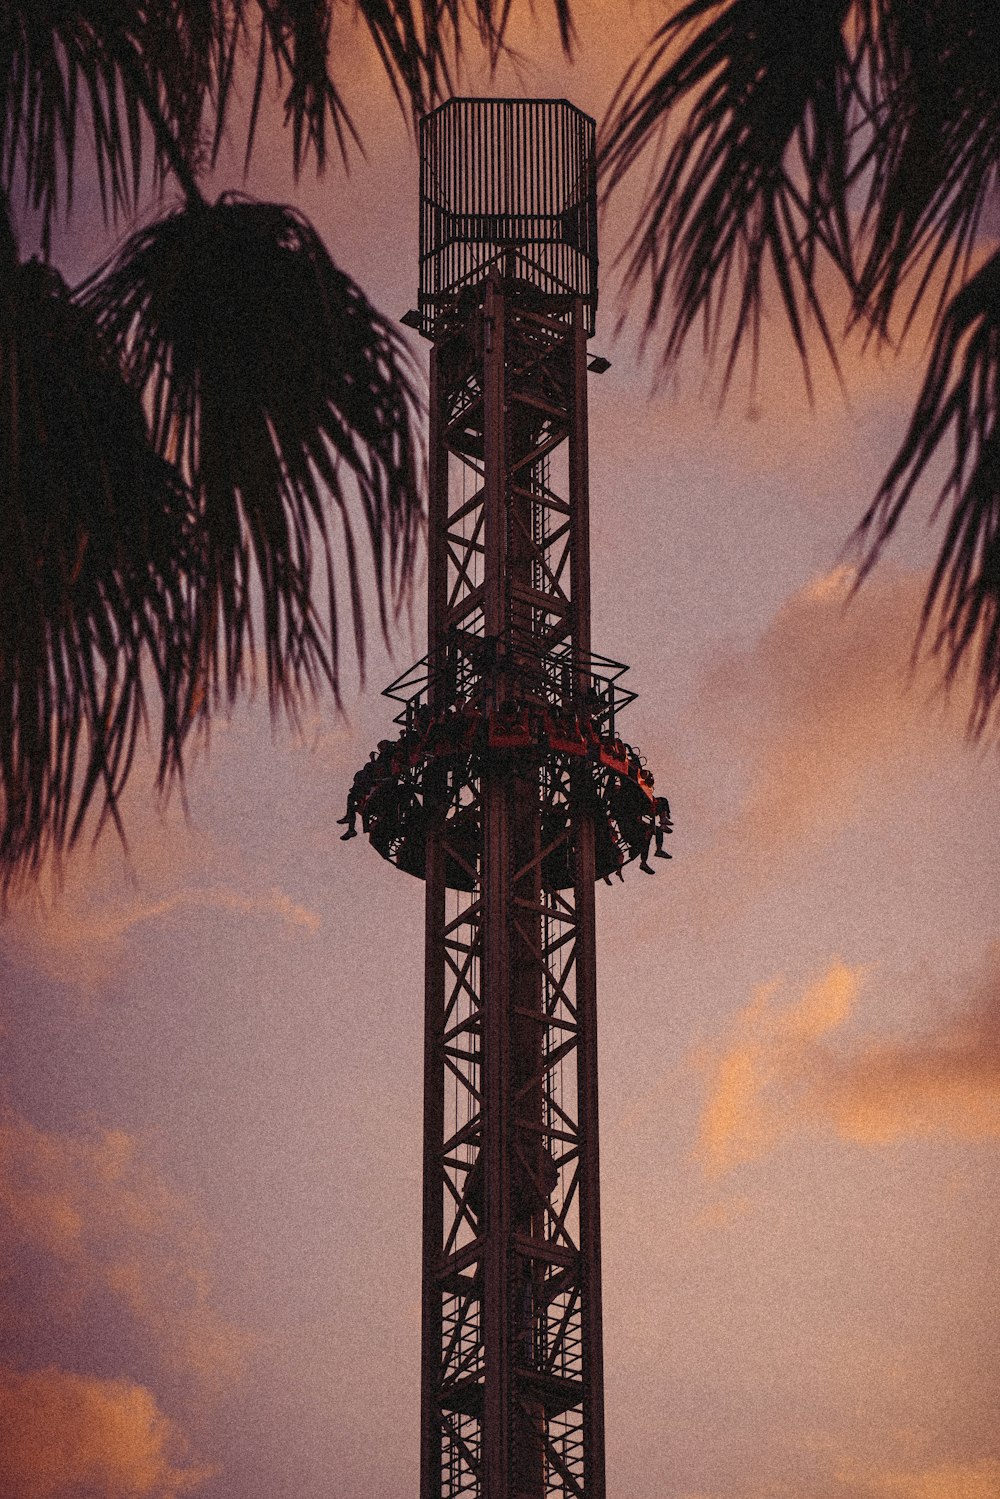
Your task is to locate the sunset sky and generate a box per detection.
[2,5,999,1499]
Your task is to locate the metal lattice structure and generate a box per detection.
[343,98,669,1499]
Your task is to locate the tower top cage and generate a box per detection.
[418,96,599,337]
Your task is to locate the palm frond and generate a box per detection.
[0,1,213,250]
[367,0,575,106]
[0,249,191,892]
[231,0,355,178]
[854,0,1000,339]
[2,1,577,248]
[80,193,424,725]
[854,250,1000,736]
[599,0,857,393]
[404,0,575,90]
[227,0,576,179]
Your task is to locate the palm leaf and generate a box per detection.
[854,249,1000,736]
[80,193,424,724]
[2,1,577,249]
[1,2,580,887]
[227,1,576,179]
[0,0,212,249]
[0,232,191,892]
[854,1,1000,340]
[600,0,858,393]
[603,1,1000,737]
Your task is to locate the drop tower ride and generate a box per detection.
[344,98,668,1499]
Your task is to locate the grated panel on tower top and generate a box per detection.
[418,97,598,336]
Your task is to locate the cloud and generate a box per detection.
[695,959,865,1176]
[5,880,320,993]
[61,879,319,953]
[813,947,1000,1146]
[709,567,964,849]
[604,174,986,494]
[0,1111,245,1390]
[670,1457,1000,1499]
[0,723,323,996]
[841,1458,1000,1499]
[671,565,979,924]
[695,948,1000,1176]
[0,1365,212,1499]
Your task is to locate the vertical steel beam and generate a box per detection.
[573,811,605,1499]
[480,272,516,1499]
[483,276,507,642]
[569,303,593,682]
[568,300,606,1499]
[427,343,451,674]
[481,765,514,1498]
[422,829,447,1498]
[421,343,449,1499]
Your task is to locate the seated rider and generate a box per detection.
[635,814,656,875]
[596,814,625,886]
[366,775,414,854]
[633,779,668,874]
[654,794,673,859]
[583,684,605,729]
[440,698,474,752]
[337,752,378,840]
[608,775,655,875]
[414,701,433,735]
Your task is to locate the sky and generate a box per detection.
[2,5,999,1499]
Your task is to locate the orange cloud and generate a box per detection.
[709,566,966,852]
[0,1111,245,1389]
[665,565,980,930]
[671,1457,1000,1499]
[6,878,320,993]
[841,1458,1000,1499]
[814,947,1000,1145]
[691,1193,753,1232]
[0,1365,211,1499]
[695,959,865,1176]
[0,725,323,995]
[695,947,1000,1175]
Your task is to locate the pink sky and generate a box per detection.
[2,7,998,1499]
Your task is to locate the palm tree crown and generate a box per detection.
[0,0,572,891]
[601,0,1000,734]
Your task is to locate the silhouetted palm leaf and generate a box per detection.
[80,193,423,723]
[228,0,575,175]
[1,0,580,883]
[853,2,1000,339]
[0,1,211,247]
[1,1,572,250]
[604,0,1000,733]
[856,250,1000,736]
[600,0,856,393]
[0,228,191,889]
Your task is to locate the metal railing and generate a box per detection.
[419,98,598,336]
[383,631,636,735]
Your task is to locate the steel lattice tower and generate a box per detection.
[342,98,668,1499]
